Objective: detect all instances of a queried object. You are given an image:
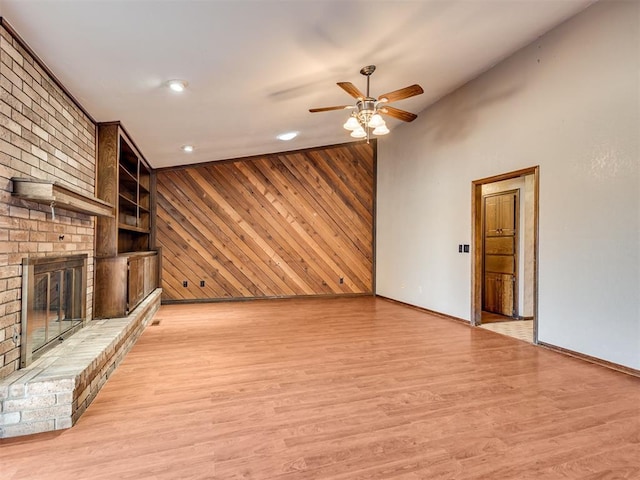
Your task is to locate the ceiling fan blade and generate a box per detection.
[337,82,365,100]
[380,106,418,122]
[309,105,353,113]
[378,84,424,103]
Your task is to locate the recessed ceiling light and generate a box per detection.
[181,145,194,153]
[167,79,188,92]
[277,131,298,141]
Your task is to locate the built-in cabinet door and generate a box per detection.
[127,257,144,312]
[94,256,128,318]
[95,252,158,318]
[143,254,157,298]
[483,190,518,317]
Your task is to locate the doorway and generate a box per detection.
[471,167,539,343]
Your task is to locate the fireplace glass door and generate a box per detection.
[21,255,87,367]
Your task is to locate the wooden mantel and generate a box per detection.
[11,177,113,218]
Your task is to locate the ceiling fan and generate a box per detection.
[309,65,424,140]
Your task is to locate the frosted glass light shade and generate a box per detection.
[350,127,366,138]
[368,113,385,128]
[343,116,360,130]
[373,125,390,135]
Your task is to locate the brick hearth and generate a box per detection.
[0,289,160,438]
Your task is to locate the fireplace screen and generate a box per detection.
[21,254,87,367]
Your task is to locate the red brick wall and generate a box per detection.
[0,23,97,379]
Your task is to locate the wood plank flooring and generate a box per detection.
[1,297,638,479]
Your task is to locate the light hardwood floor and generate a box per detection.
[1,297,638,479]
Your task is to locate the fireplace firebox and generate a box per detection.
[21,254,88,367]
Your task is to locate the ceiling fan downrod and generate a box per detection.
[360,65,376,99]
[358,65,377,143]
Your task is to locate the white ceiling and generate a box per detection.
[0,0,595,169]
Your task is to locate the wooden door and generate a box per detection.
[485,194,516,236]
[483,191,518,316]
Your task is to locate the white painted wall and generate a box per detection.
[376,0,639,369]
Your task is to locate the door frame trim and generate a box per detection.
[471,166,539,343]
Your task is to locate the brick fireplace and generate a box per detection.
[0,19,165,438]
[0,19,97,381]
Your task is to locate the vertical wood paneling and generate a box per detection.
[156,143,375,301]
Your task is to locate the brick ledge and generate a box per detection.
[0,289,161,438]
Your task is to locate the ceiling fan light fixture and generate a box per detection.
[309,65,423,142]
[343,116,360,131]
[167,79,188,92]
[181,145,194,153]
[350,127,366,139]
[367,113,385,129]
[373,125,390,136]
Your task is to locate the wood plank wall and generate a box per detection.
[156,142,375,302]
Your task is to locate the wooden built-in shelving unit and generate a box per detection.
[96,122,153,256]
[94,122,159,318]
[116,136,151,250]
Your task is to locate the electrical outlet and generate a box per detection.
[200,280,205,287]
[463,244,470,253]
[183,280,188,287]
[339,277,344,284]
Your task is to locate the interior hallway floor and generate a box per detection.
[479,311,534,343]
